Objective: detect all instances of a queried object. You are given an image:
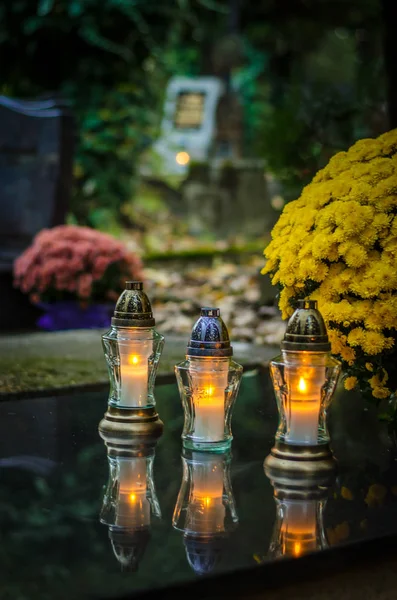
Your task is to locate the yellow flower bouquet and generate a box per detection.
[262,129,397,410]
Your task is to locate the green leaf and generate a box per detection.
[378,413,393,422]
[23,17,41,35]
[197,0,229,13]
[68,0,84,17]
[37,0,54,17]
[34,477,50,496]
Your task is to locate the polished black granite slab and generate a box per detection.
[1,370,397,600]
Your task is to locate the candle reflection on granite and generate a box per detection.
[115,458,150,529]
[278,498,318,557]
[185,452,226,535]
[265,465,333,559]
[173,449,238,575]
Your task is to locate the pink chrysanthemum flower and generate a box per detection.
[14,225,144,303]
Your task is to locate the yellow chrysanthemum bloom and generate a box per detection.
[263,129,397,403]
[344,376,358,391]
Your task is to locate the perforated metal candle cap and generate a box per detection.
[187,308,233,357]
[184,534,224,575]
[109,528,150,572]
[111,281,155,327]
[281,299,331,352]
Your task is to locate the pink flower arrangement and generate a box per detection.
[14,225,143,304]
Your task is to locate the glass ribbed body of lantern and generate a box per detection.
[102,326,164,410]
[270,350,341,446]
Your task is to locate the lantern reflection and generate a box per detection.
[99,434,161,572]
[173,449,238,575]
[265,466,334,559]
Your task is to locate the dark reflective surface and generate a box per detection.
[1,371,397,599]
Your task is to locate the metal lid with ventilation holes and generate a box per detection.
[187,308,233,357]
[183,534,224,575]
[109,527,150,572]
[281,299,331,352]
[111,281,155,327]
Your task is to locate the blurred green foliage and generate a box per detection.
[0,0,220,227]
[235,2,386,202]
[0,0,388,224]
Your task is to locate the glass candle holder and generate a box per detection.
[173,448,238,575]
[266,469,333,559]
[103,326,164,410]
[100,281,164,439]
[100,438,161,571]
[271,350,341,446]
[175,308,243,452]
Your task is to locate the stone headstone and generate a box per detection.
[0,96,74,330]
[146,77,225,176]
[0,96,74,270]
[182,159,282,238]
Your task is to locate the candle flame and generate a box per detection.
[128,355,140,365]
[202,497,212,508]
[129,493,137,503]
[293,542,302,557]
[205,386,214,397]
[298,377,307,393]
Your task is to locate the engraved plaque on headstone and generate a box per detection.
[174,92,206,130]
[146,77,224,176]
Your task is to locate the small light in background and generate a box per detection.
[271,195,285,211]
[176,151,190,166]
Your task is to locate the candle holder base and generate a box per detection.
[264,441,336,478]
[99,405,163,444]
[182,435,232,453]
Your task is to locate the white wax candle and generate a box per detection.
[120,357,149,407]
[119,332,152,407]
[286,372,324,445]
[116,458,150,528]
[194,388,225,441]
[287,401,321,444]
[190,360,229,442]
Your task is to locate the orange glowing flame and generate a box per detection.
[293,542,302,557]
[298,377,307,393]
[129,493,137,503]
[128,355,140,365]
[202,497,212,508]
[205,386,214,397]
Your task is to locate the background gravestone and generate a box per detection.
[182,160,281,238]
[0,97,74,331]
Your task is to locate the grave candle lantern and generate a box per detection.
[265,300,341,473]
[100,281,164,439]
[175,308,243,451]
